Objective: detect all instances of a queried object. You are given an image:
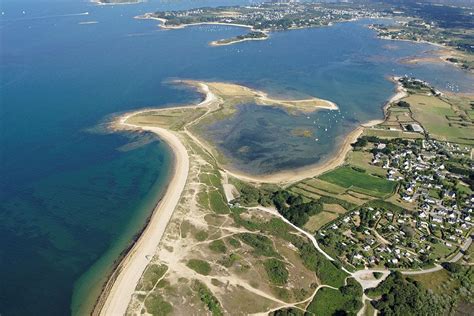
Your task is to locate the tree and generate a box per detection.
[442,262,462,273]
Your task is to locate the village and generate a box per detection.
[317,136,472,270]
[149,1,387,31]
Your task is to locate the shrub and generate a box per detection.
[187,259,211,275]
[264,259,289,285]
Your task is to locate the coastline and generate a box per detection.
[95,78,406,312]
[194,78,403,185]
[374,30,472,74]
[94,115,189,316]
[135,14,254,31]
[210,34,269,47]
[136,14,355,47]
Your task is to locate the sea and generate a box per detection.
[0,0,473,315]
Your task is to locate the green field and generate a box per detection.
[363,128,423,139]
[409,269,457,294]
[408,94,474,144]
[347,152,386,177]
[304,211,339,232]
[318,166,397,198]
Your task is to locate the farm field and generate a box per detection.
[318,166,397,198]
[292,179,375,207]
[347,151,386,177]
[407,94,474,145]
[304,211,339,232]
[363,128,423,139]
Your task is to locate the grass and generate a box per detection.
[304,211,339,232]
[199,172,221,188]
[408,269,456,294]
[237,233,280,258]
[347,151,387,177]
[290,187,321,200]
[192,280,223,316]
[187,259,212,275]
[144,292,173,316]
[306,287,356,316]
[194,230,209,241]
[209,239,227,253]
[302,179,347,194]
[316,259,347,288]
[228,237,241,248]
[218,253,239,268]
[363,128,423,139]
[293,183,366,206]
[431,242,455,259]
[126,108,207,131]
[456,182,472,195]
[322,203,346,214]
[407,94,474,144]
[263,258,289,285]
[363,299,375,316]
[137,264,168,291]
[208,190,230,214]
[319,166,397,198]
[197,190,210,209]
[319,196,357,210]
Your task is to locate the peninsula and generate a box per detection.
[137,2,386,46]
[96,78,473,315]
[368,1,474,72]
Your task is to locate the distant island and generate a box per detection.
[139,0,473,71]
[138,2,386,46]
[92,0,142,5]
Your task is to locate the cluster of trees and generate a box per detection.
[291,235,347,287]
[272,190,324,227]
[367,272,448,316]
[351,135,391,150]
[232,185,326,227]
[397,100,410,108]
[233,183,272,206]
[338,278,364,313]
[234,31,267,41]
[359,208,377,228]
[270,308,303,316]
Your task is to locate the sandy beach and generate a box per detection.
[210,35,269,47]
[96,115,189,316]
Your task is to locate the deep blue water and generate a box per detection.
[1,0,473,315]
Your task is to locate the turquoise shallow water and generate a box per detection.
[1,0,473,315]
